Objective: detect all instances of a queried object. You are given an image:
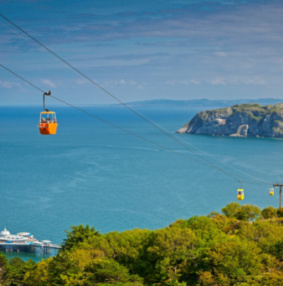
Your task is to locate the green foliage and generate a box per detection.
[270,240,283,261]
[84,258,143,285]
[173,216,225,242]
[201,238,262,284]
[8,257,36,285]
[62,224,100,251]
[236,205,261,221]
[3,202,283,286]
[222,203,261,221]
[210,213,238,234]
[145,227,197,284]
[222,202,241,218]
[262,206,277,219]
[238,220,283,254]
[0,253,9,285]
[277,207,283,217]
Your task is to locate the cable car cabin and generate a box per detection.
[237,188,244,200]
[39,111,57,135]
[269,188,274,196]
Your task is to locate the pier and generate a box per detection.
[0,228,60,254]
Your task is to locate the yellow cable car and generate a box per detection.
[269,188,274,196]
[237,188,244,200]
[39,91,57,135]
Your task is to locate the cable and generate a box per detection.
[1,63,236,175]
[1,63,275,188]
[0,64,45,94]
[0,14,273,186]
[173,132,273,186]
[0,13,248,182]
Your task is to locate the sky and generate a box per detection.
[1,0,283,105]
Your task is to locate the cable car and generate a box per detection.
[237,188,244,200]
[38,91,57,135]
[269,188,274,196]
[237,181,244,201]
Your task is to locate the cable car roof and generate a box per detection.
[40,111,56,114]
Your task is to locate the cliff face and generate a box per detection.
[177,103,283,138]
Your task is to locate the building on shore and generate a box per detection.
[0,228,60,254]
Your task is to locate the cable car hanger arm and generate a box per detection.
[43,91,51,111]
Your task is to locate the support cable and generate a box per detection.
[0,63,239,179]
[0,14,254,182]
[0,13,273,186]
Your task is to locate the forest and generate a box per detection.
[1,202,283,286]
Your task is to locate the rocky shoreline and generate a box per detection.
[177,103,283,138]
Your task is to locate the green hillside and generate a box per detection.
[1,203,283,285]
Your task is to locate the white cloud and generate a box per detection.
[210,77,226,85]
[0,80,21,89]
[165,80,176,85]
[242,77,266,85]
[208,76,267,85]
[41,79,56,88]
[99,79,143,89]
[75,79,88,85]
[165,79,202,85]
[190,79,200,85]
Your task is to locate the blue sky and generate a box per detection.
[1,0,283,105]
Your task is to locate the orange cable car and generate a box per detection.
[39,91,58,135]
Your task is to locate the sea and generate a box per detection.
[0,105,282,261]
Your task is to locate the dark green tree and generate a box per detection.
[262,206,277,219]
[221,202,241,218]
[236,205,261,221]
[277,207,283,217]
[8,258,36,285]
[84,258,143,285]
[62,224,100,251]
[0,253,9,285]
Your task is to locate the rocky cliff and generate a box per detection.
[177,103,283,138]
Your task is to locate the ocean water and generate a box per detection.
[0,105,282,253]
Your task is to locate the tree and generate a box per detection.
[0,253,8,285]
[8,258,36,285]
[197,271,217,286]
[23,258,51,286]
[210,213,238,234]
[262,206,277,219]
[62,224,100,251]
[238,221,283,253]
[277,208,283,218]
[236,205,261,221]
[201,238,262,285]
[105,229,151,275]
[145,227,197,284]
[173,216,225,243]
[46,252,82,285]
[84,258,143,285]
[222,202,241,218]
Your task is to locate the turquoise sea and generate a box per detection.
[0,105,282,260]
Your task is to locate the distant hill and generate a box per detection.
[177,103,283,138]
[124,98,282,108]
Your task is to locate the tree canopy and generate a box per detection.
[1,203,283,286]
